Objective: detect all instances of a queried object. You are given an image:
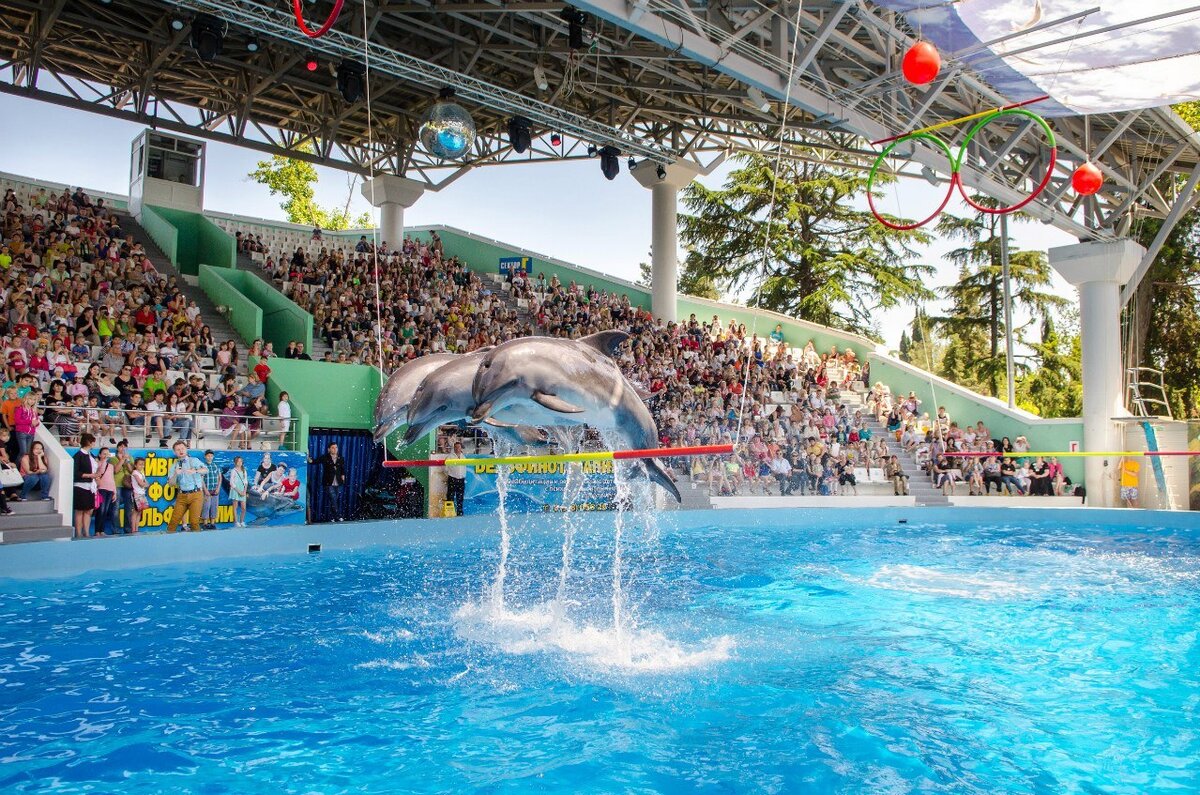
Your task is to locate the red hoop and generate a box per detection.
[293,0,345,38]
[866,132,956,231]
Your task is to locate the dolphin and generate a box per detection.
[467,332,682,502]
[401,350,549,448]
[373,352,461,443]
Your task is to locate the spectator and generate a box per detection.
[72,432,97,538]
[886,455,909,496]
[229,456,249,527]
[1120,457,1140,508]
[445,441,467,515]
[200,449,221,530]
[13,392,40,457]
[129,457,149,533]
[94,446,117,536]
[19,439,51,501]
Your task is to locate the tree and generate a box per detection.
[636,254,719,300]
[249,143,371,230]
[933,200,1068,397]
[899,308,944,373]
[1019,311,1082,418]
[678,151,934,337]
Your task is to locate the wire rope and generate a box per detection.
[360,0,387,457]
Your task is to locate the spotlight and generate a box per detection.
[599,146,620,181]
[656,164,667,180]
[533,64,549,92]
[587,144,598,157]
[920,164,940,186]
[246,37,261,53]
[170,16,186,31]
[304,53,319,72]
[550,132,561,146]
[627,156,637,170]
[507,116,532,154]
[336,59,365,103]
[189,14,225,62]
[561,8,588,51]
[746,86,770,112]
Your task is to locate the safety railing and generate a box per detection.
[35,404,299,451]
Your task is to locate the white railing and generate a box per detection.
[37,405,298,451]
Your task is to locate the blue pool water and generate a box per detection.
[0,511,1198,793]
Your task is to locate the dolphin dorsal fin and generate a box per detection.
[578,330,630,358]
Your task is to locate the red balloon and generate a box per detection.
[1072,162,1104,196]
[902,41,941,85]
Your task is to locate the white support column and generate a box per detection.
[633,159,701,323]
[1048,239,1143,507]
[360,174,425,250]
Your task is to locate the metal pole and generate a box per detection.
[1001,213,1016,409]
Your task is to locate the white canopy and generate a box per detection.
[882,0,1200,116]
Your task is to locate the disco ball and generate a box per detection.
[418,98,475,160]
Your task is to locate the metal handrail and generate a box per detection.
[34,402,299,450]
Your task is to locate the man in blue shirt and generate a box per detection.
[167,440,206,532]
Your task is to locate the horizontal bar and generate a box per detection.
[870,95,1049,147]
[383,443,734,468]
[944,451,1199,457]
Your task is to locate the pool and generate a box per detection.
[0,507,1197,793]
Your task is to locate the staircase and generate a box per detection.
[0,500,72,544]
[843,390,947,505]
[234,251,334,361]
[118,213,243,348]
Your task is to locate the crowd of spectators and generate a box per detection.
[0,183,294,481]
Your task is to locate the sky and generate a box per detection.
[0,91,1079,349]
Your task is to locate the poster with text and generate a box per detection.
[462,459,617,515]
[498,256,532,275]
[68,447,308,530]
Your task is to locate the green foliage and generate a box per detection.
[933,200,1068,397]
[678,151,934,337]
[637,255,720,300]
[249,144,371,231]
[900,308,944,374]
[1174,101,1200,132]
[1018,311,1082,418]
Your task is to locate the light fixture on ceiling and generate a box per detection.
[507,116,532,154]
[336,60,366,103]
[246,37,261,53]
[533,64,549,92]
[746,86,771,112]
[599,146,620,180]
[189,14,226,62]
[920,164,940,186]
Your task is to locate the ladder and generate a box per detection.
[1125,367,1172,509]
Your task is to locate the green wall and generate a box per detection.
[257,357,433,492]
[676,295,877,361]
[199,265,262,346]
[148,205,236,275]
[869,355,1085,481]
[139,205,178,267]
[197,266,312,353]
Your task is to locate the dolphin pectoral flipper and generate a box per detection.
[483,418,517,429]
[532,392,586,414]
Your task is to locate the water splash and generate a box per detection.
[552,462,585,623]
[611,470,632,637]
[487,448,513,613]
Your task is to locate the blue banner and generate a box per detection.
[462,459,617,514]
[498,256,532,275]
[68,447,308,530]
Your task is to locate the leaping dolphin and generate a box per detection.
[401,350,549,448]
[373,352,461,443]
[467,332,682,502]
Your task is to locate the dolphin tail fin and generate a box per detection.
[629,459,682,503]
[532,392,586,414]
[578,330,631,357]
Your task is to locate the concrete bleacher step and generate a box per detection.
[118,213,243,347]
[0,500,72,544]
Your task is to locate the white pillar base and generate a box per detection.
[633,160,701,324]
[361,174,425,250]
[1048,239,1143,507]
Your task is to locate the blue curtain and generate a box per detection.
[307,428,379,523]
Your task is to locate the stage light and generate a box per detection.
[561,8,588,50]
[587,144,597,157]
[656,164,667,180]
[336,60,365,103]
[628,156,637,170]
[418,88,476,160]
[507,116,532,154]
[246,37,261,53]
[305,54,319,72]
[746,86,770,112]
[189,14,225,62]
[170,17,186,31]
[920,164,940,186]
[599,146,620,180]
[533,64,549,92]
[550,132,561,146]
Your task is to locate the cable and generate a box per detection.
[361,0,387,457]
[735,0,806,442]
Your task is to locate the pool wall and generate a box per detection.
[2,507,1198,581]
